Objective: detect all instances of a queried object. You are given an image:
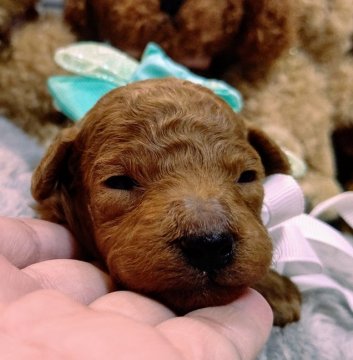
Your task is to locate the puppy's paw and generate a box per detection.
[254,270,301,327]
[269,277,301,327]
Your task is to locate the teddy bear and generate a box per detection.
[300,0,353,195]
[223,0,353,210]
[317,1,353,193]
[0,0,75,145]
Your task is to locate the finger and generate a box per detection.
[0,217,78,268]
[90,291,175,325]
[0,290,88,328]
[23,259,115,304]
[0,256,41,303]
[189,289,273,359]
[16,218,79,265]
[157,289,273,360]
[0,290,182,360]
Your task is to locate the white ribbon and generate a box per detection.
[262,175,353,312]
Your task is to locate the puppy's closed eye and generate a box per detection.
[104,175,139,191]
[237,170,257,183]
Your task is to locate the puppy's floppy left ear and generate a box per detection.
[247,126,290,175]
[31,126,79,202]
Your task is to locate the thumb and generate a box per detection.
[191,289,273,359]
[158,289,273,360]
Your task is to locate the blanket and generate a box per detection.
[1,115,353,359]
[0,116,43,218]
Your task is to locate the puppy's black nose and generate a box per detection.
[179,232,234,272]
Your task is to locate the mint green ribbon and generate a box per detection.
[48,42,242,121]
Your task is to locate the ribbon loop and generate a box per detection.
[55,42,139,85]
[49,42,243,121]
[263,175,353,313]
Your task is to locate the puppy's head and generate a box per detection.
[32,78,289,312]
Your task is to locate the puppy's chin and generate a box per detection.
[113,264,263,314]
[150,283,248,314]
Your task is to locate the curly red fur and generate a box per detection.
[32,79,300,325]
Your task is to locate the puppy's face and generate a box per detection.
[32,79,289,312]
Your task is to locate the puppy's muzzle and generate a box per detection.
[179,232,234,272]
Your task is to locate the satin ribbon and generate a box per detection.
[48,42,243,122]
[262,174,353,312]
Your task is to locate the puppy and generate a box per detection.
[32,78,301,326]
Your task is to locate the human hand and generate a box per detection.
[0,217,273,359]
[0,216,115,304]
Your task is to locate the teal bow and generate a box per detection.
[48,42,243,121]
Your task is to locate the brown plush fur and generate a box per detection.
[225,0,353,210]
[0,4,75,145]
[297,0,353,64]
[0,0,37,52]
[31,78,301,326]
[64,0,296,77]
[225,50,341,209]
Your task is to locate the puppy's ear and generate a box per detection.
[247,126,290,175]
[31,127,79,201]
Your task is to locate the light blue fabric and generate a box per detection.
[48,76,117,121]
[131,43,243,112]
[48,42,242,121]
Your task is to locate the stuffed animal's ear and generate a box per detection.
[31,127,79,201]
[235,0,296,79]
[247,126,290,175]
